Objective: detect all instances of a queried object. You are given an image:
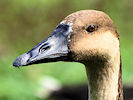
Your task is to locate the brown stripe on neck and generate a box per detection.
[117,57,123,100]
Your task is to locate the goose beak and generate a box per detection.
[13,24,71,67]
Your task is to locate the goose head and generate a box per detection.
[13,10,123,100]
[13,10,119,67]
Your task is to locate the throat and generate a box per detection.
[85,53,123,100]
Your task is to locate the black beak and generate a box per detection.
[13,24,71,67]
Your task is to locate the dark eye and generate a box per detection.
[86,24,97,33]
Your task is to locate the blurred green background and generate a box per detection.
[0,0,133,100]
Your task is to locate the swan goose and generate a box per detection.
[13,10,123,100]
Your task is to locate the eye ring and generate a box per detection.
[86,24,97,33]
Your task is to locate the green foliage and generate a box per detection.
[0,0,133,100]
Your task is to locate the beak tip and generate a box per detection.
[13,60,21,67]
[13,56,22,67]
[13,53,30,67]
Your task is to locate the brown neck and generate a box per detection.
[85,52,123,100]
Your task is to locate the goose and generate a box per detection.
[13,10,123,100]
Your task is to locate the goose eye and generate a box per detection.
[86,24,97,33]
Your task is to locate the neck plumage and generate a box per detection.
[85,51,123,100]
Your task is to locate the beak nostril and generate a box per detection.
[39,46,50,53]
